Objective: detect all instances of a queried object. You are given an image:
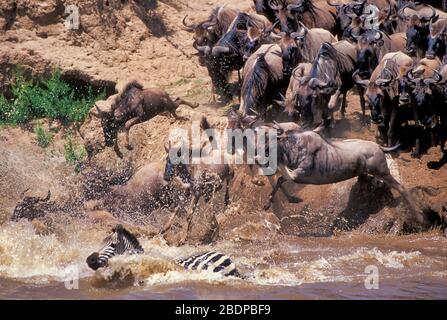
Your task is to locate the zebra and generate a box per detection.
[86,224,144,271]
[86,225,241,277]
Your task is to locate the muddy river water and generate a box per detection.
[1,220,446,300]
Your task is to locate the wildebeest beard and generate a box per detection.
[101,117,120,147]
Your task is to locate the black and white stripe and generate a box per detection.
[176,251,241,277]
[86,225,144,270]
[87,226,241,277]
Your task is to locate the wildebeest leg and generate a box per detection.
[388,108,397,147]
[160,207,181,236]
[267,176,302,204]
[329,89,343,118]
[358,85,366,117]
[379,174,424,224]
[264,176,288,211]
[179,196,200,245]
[114,138,123,159]
[124,117,141,150]
[175,98,199,109]
[224,175,231,206]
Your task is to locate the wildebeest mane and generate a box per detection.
[242,49,272,112]
[310,42,355,78]
[113,81,144,109]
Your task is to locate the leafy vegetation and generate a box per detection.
[34,123,54,148]
[63,133,87,171]
[0,66,105,125]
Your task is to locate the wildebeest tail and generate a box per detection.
[176,251,242,278]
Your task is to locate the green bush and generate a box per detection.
[0,67,105,125]
[64,134,87,169]
[34,124,54,148]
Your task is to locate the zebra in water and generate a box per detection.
[86,225,241,277]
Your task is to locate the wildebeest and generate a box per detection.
[403,58,444,156]
[161,117,234,245]
[11,190,53,221]
[424,63,447,166]
[354,51,414,147]
[277,22,337,76]
[239,44,287,118]
[267,0,338,33]
[105,162,180,215]
[211,12,273,69]
[89,81,198,158]
[399,4,447,58]
[280,62,333,127]
[426,18,447,62]
[353,30,406,79]
[182,5,240,101]
[261,130,424,225]
[254,0,279,23]
[307,41,359,118]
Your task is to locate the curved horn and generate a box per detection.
[202,21,218,29]
[182,16,196,31]
[195,44,211,56]
[398,2,416,21]
[420,5,437,23]
[309,78,329,89]
[424,69,444,85]
[287,4,302,12]
[375,77,393,87]
[263,20,279,35]
[211,46,230,56]
[91,103,109,118]
[327,0,342,8]
[352,70,370,87]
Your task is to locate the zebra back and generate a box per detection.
[176,251,241,277]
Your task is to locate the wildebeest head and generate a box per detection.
[328,0,358,36]
[354,63,397,124]
[405,67,436,125]
[423,69,445,98]
[268,0,299,33]
[403,7,437,56]
[242,21,279,61]
[289,66,314,127]
[277,22,310,76]
[355,30,385,79]
[163,142,192,188]
[426,19,447,59]
[212,13,255,59]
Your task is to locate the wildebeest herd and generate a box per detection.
[183,0,447,160]
[12,1,447,265]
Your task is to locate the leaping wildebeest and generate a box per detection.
[89,81,199,158]
[161,117,234,245]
